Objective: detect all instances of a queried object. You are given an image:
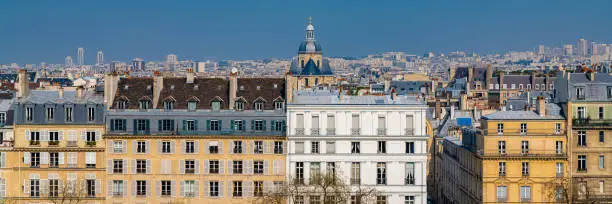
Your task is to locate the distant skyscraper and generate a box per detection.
[65,56,73,67]
[195,61,206,73]
[577,38,587,57]
[132,58,146,71]
[538,45,545,55]
[167,54,178,71]
[97,50,104,66]
[563,44,573,56]
[591,42,599,56]
[77,47,85,65]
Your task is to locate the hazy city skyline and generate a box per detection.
[1,0,611,64]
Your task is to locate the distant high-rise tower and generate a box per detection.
[97,50,104,66]
[167,54,178,71]
[132,58,146,71]
[77,47,85,65]
[577,38,587,57]
[538,45,545,55]
[65,56,73,67]
[563,44,573,56]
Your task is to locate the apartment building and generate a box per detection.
[103,70,287,203]
[555,71,612,202]
[3,70,106,204]
[0,90,14,201]
[286,90,429,204]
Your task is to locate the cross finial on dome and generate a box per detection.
[308,16,312,24]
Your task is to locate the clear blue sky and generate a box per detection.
[1,0,611,64]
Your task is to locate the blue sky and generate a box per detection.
[1,0,611,64]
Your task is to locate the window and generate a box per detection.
[520,123,527,135]
[185,141,195,153]
[327,162,336,176]
[209,160,219,174]
[49,179,59,197]
[351,162,360,185]
[0,112,5,124]
[30,152,40,167]
[522,162,529,176]
[26,107,33,121]
[209,120,220,131]
[556,141,563,154]
[28,178,40,197]
[135,159,147,173]
[351,114,360,134]
[86,131,96,142]
[376,162,387,185]
[253,120,264,131]
[601,181,605,193]
[498,162,506,176]
[555,123,561,134]
[272,120,284,131]
[535,84,540,90]
[85,179,95,197]
[188,101,197,111]
[62,106,72,121]
[110,119,126,132]
[577,107,586,119]
[137,141,146,153]
[519,84,524,90]
[578,155,587,171]
[46,107,54,120]
[139,100,150,110]
[235,101,244,111]
[520,186,531,202]
[521,141,529,154]
[113,160,123,173]
[310,196,321,204]
[162,141,172,153]
[161,180,172,196]
[111,180,125,196]
[159,119,175,132]
[254,160,264,174]
[327,114,335,134]
[600,131,605,143]
[184,160,195,174]
[576,87,585,99]
[405,162,415,185]
[232,181,243,197]
[378,141,386,153]
[274,101,283,110]
[527,84,531,90]
[30,131,40,143]
[233,120,244,131]
[406,142,415,153]
[274,141,283,154]
[254,102,264,111]
[578,131,587,146]
[135,119,150,133]
[556,163,564,177]
[405,196,415,204]
[211,101,221,111]
[88,107,95,121]
[497,186,508,202]
[376,196,387,204]
[326,142,335,154]
[296,162,304,184]
[497,123,504,135]
[232,160,243,174]
[49,152,59,168]
[494,141,505,155]
[295,195,304,204]
[233,141,243,154]
[600,155,605,169]
[113,140,124,153]
[310,162,321,179]
[599,107,604,119]
[209,181,219,197]
[85,152,96,168]
[254,141,264,154]
[295,142,304,154]
[351,142,360,154]
[511,84,515,89]
[164,101,174,110]
[311,141,320,154]
[183,180,196,197]
[48,131,59,142]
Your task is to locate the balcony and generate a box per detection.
[556,172,564,178]
[326,128,335,136]
[377,128,386,136]
[86,141,97,146]
[497,197,507,203]
[48,141,59,146]
[405,177,415,185]
[293,128,305,136]
[573,118,612,128]
[311,128,320,136]
[29,141,40,146]
[350,128,361,136]
[350,179,361,185]
[478,150,567,159]
[485,129,567,136]
[405,128,414,136]
[66,141,77,147]
[521,198,531,203]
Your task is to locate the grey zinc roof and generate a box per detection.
[291,90,424,105]
[567,73,612,102]
[482,103,565,120]
[17,90,104,104]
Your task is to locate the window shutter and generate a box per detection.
[95,179,101,195]
[131,180,136,197]
[180,160,185,174]
[195,180,200,198]
[180,181,185,197]
[181,140,186,154]
[282,120,286,131]
[122,140,127,153]
[204,160,209,174]
[203,181,209,197]
[263,120,267,130]
[219,160,224,174]
[146,180,151,196]
[123,159,128,174]
[264,141,271,154]
[218,141,224,154]
[157,141,162,153]
[245,160,253,175]
[40,179,48,194]
[147,159,152,174]
[132,141,137,154]
[227,182,233,198]
[264,160,270,175]
[194,120,198,131]
[122,119,127,131]
[219,181,224,197]
[228,160,233,175]
[145,141,150,154]
[159,120,163,131]
[271,120,276,130]
[171,180,177,197]
[195,160,200,174]
[230,141,234,155]
[80,130,86,141]
[107,141,113,153]
[25,130,30,141]
[206,120,211,130]
[23,179,30,194]
[282,142,287,154]
[145,119,150,131]
[131,160,136,174]
[194,141,199,154]
[58,131,63,141]
[23,152,30,164]
[205,142,210,154]
[41,152,49,165]
[110,120,116,131]
[251,120,255,130]
[230,120,235,130]
[107,160,113,174]
[95,130,101,141]
[245,181,253,197]
[182,120,187,131]
[41,131,49,141]
[133,119,137,134]
[170,141,175,154]
[156,181,161,197]
[108,180,113,196]
[57,152,64,164]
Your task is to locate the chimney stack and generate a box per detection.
[460,93,468,110]
[588,71,595,81]
[229,68,238,110]
[186,68,195,84]
[58,86,64,99]
[76,86,85,98]
[536,96,546,116]
[467,65,474,82]
[152,71,164,109]
[17,69,29,98]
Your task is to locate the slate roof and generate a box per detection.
[567,72,612,101]
[482,103,565,120]
[289,58,334,76]
[18,90,104,104]
[0,72,36,82]
[237,78,285,110]
[390,81,429,95]
[453,67,488,81]
[159,78,229,109]
[112,78,154,109]
[37,77,74,87]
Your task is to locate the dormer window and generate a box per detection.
[211,101,221,112]
[576,87,585,99]
[46,107,54,121]
[254,102,264,111]
[236,102,244,111]
[527,84,531,90]
[139,100,151,110]
[116,101,127,109]
[164,101,174,110]
[25,107,33,121]
[275,101,284,110]
[188,101,197,111]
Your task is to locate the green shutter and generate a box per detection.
[219,120,223,130]
[158,120,163,131]
[145,119,150,132]
[133,119,137,133]
[263,120,267,131]
[194,120,198,131]
[110,119,115,131]
[206,120,211,130]
[122,119,127,131]
[230,120,235,130]
[271,120,276,131]
[251,120,255,130]
[183,120,187,131]
[242,120,246,131]
[282,120,286,131]
[170,120,175,131]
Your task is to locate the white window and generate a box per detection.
[274,101,283,110]
[188,101,197,111]
[254,102,264,111]
[25,107,33,121]
[489,84,494,90]
[520,186,531,202]
[88,107,95,121]
[511,84,515,89]
[497,186,508,201]
[502,84,507,89]
[211,101,221,111]
[113,141,124,153]
[236,102,244,111]
[46,107,54,120]
[519,84,524,90]
[404,196,415,204]
[497,123,504,135]
[577,107,586,119]
[405,162,415,185]
[112,180,124,196]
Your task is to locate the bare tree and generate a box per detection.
[48,180,90,204]
[257,172,380,204]
[544,177,570,204]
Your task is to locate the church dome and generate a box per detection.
[298,41,322,53]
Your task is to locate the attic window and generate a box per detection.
[170,85,175,90]
[124,85,129,90]
[217,85,222,90]
[139,100,151,110]
[256,86,261,90]
[146,85,151,90]
[116,101,127,109]
[254,102,264,111]
[273,84,278,88]
[240,86,244,91]
[194,85,199,90]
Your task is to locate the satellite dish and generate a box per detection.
[231,68,238,74]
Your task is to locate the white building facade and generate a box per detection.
[287,94,428,204]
